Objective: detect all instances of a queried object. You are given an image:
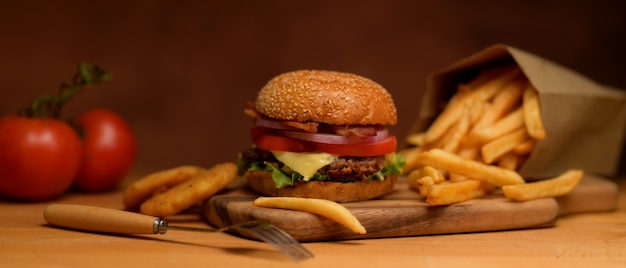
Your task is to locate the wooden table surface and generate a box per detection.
[1,178,625,268]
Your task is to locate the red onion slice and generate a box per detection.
[255,117,390,144]
[279,128,389,145]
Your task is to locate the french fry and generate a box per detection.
[481,127,529,164]
[253,197,366,234]
[467,99,488,125]
[472,107,525,143]
[455,143,480,161]
[422,91,471,144]
[421,166,446,183]
[470,77,525,133]
[442,107,471,153]
[407,169,424,192]
[497,152,520,170]
[502,169,583,201]
[417,148,525,186]
[448,173,470,182]
[522,84,547,140]
[469,66,522,103]
[412,175,435,196]
[399,147,424,174]
[406,132,425,147]
[424,66,521,145]
[408,166,445,195]
[425,180,491,205]
[512,139,536,155]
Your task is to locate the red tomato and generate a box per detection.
[250,126,397,156]
[0,117,82,201]
[73,108,136,192]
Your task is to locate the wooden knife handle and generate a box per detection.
[44,204,159,234]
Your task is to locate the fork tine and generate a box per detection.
[270,226,314,260]
[257,225,311,258]
[255,231,311,261]
[244,227,301,260]
[243,224,314,261]
[164,220,312,261]
[266,225,314,260]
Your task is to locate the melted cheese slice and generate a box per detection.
[271,151,337,181]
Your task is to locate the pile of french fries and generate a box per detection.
[402,64,582,205]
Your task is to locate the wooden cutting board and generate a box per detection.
[203,174,619,242]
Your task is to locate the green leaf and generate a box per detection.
[265,163,295,188]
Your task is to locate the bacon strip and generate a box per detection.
[332,125,377,137]
[283,121,319,133]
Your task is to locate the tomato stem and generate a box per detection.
[19,62,113,118]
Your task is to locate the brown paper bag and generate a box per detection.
[411,44,626,179]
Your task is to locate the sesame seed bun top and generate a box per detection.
[255,70,398,125]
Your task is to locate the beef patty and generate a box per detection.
[239,148,385,182]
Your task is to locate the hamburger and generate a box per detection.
[238,70,405,202]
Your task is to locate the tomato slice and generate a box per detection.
[251,127,315,152]
[250,127,397,156]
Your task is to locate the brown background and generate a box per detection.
[1,1,625,177]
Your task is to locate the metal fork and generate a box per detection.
[43,204,314,261]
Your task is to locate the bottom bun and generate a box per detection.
[244,171,398,202]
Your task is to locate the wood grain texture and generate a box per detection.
[205,174,617,242]
[0,176,623,267]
